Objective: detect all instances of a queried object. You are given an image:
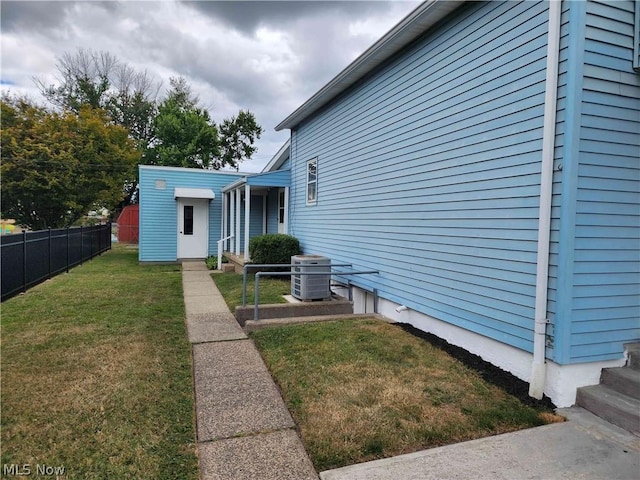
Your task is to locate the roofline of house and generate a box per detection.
[275,0,465,131]
[138,164,252,176]
[262,138,291,172]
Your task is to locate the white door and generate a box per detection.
[177,198,209,258]
[278,188,286,234]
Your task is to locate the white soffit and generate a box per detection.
[174,188,215,200]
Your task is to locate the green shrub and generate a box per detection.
[249,234,302,267]
[205,255,228,270]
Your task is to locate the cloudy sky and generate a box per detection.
[1,0,421,172]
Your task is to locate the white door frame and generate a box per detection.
[177,198,209,259]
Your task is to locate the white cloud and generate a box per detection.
[1,0,421,172]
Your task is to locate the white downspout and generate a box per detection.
[530,0,561,400]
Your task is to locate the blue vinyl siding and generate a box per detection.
[138,166,243,262]
[288,0,549,353]
[266,188,280,234]
[555,0,640,363]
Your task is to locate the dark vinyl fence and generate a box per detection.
[1,223,112,302]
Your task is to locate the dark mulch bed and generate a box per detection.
[395,323,557,411]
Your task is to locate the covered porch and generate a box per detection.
[221,169,290,262]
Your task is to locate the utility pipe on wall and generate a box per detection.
[530,0,562,400]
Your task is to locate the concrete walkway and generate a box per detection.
[320,406,640,479]
[181,261,318,480]
[182,261,639,480]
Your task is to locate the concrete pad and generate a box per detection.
[193,340,268,378]
[319,413,640,480]
[198,430,318,480]
[195,370,294,442]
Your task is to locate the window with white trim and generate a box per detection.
[306,158,317,205]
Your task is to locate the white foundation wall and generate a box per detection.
[339,285,626,408]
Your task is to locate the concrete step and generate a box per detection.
[576,384,640,436]
[601,366,640,399]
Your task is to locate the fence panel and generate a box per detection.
[1,223,111,302]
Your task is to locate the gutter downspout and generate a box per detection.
[529,0,562,400]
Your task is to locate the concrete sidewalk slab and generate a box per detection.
[319,408,640,480]
[182,270,216,283]
[184,295,234,315]
[183,280,221,297]
[193,340,269,377]
[187,315,246,343]
[194,368,295,441]
[198,430,318,480]
[182,261,209,271]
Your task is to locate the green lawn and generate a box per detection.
[251,319,563,472]
[1,245,197,479]
[210,271,290,311]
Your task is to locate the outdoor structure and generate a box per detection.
[138,166,244,262]
[136,0,639,408]
[138,163,290,262]
[116,205,139,243]
[264,0,638,408]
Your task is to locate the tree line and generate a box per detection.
[1,48,263,230]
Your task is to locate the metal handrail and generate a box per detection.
[252,269,379,320]
[242,262,353,307]
[216,235,234,271]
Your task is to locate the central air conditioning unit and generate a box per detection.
[291,255,331,301]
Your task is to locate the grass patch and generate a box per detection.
[1,245,197,479]
[211,271,290,311]
[251,319,563,472]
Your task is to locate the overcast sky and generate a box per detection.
[1,0,421,172]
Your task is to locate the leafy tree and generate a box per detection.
[35,49,159,206]
[150,77,263,170]
[1,95,140,229]
[36,50,262,177]
[149,77,221,168]
[219,110,263,170]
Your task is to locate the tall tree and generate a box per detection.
[149,77,221,169]
[1,95,140,229]
[219,110,263,170]
[35,49,159,206]
[150,77,262,170]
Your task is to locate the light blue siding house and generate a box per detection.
[260,0,639,407]
[138,160,290,262]
[138,165,247,262]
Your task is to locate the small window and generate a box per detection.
[306,158,317,205]
[183,205,194,235]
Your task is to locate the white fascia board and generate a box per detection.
[275,0,465,131]
[222,178,247,193]
[262,138,291,173]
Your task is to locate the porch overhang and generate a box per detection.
[222,170,290,193]
[174,187,215,200]
[221,170,291,262]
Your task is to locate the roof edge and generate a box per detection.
[275,0,465,131]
